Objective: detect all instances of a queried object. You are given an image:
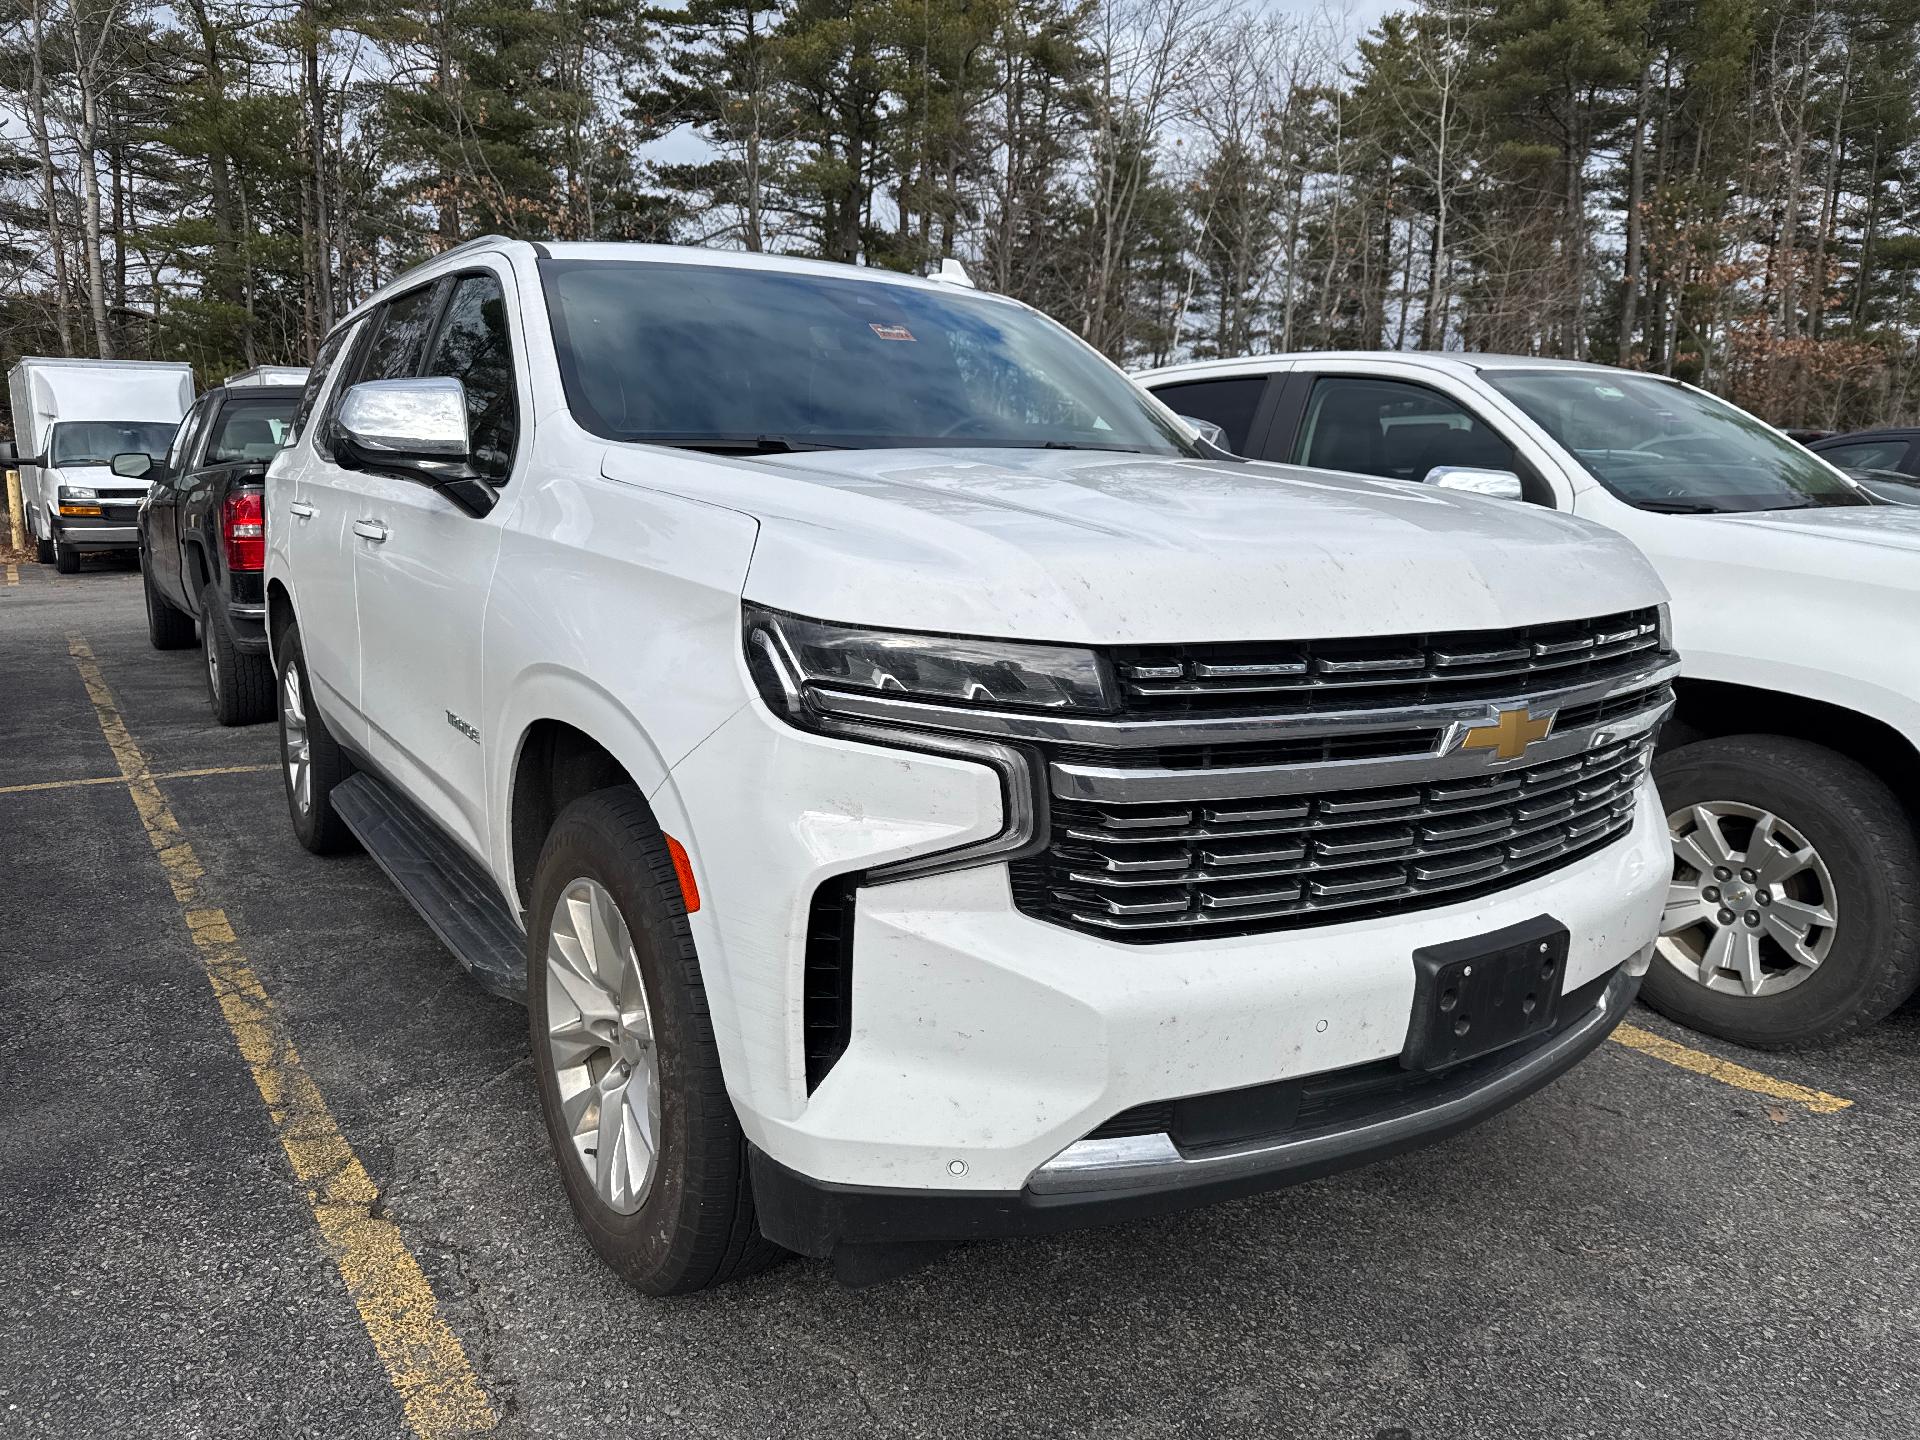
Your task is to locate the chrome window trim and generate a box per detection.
[807,653,1680,752]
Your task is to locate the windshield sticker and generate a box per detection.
[869,323,916,342]
[1594,385,1625,398]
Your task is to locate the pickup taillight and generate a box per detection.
[222,490,265,571]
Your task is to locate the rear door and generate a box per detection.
[351,267,523,855]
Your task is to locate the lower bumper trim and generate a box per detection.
[750,960,1643,1266]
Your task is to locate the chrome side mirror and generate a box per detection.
[111,451,153,479]
[333,377,494,516]
[1178,414,1231,452]
[336,377,470,463]
[1424,465,1524,502]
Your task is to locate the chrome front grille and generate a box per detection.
[1111,607,1662,715]
[1012,734,1655,939]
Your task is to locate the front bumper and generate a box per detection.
[663,698,1670,1198]
[751,958,1643,1264]
[55,517,138,550]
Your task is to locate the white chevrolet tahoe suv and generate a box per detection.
[1141,352,1920,1050]
[266,241,1674,1292]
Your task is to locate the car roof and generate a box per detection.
[1135,351,1637,383]
[337,237,1015,332]
[210,384,303,398]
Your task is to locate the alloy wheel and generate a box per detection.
[281,662,311,814]
[546,877,662,1215]
[205,624,221,696]
[1659,801,1838,997]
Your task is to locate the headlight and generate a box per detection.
[748,607,1117,716]
[743,606,1093,880]
[60,484,98,500]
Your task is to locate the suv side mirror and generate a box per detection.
[111,451,153,479]
[334,377,494,516]
[1424,465,1524,502]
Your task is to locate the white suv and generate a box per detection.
[1141,351,1920,1049]
[266,242,1673,1291]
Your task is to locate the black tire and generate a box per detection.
[276,623,357,854]
[1646,734,1920,1047]
[528,787,784,1294]
[34,529,52,565]
[52,528,79,573]
[143,560,197,649]
[202,583,274,726]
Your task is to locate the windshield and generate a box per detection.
[539,258,1195,456]
[50,420,179,468]
[1483,370,1866,513]
[205,395,296,464]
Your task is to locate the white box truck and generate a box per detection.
[7,357,194,572]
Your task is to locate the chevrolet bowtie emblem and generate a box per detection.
[1460,705,1555,762]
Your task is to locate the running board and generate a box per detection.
[332,772,528,1004]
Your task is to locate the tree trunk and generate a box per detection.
[27,0,74,355]
[1618,61,1651,361]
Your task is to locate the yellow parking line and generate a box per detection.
[0,762,277,797]
[67,635,496,1439]
[6,562,18,586]
[1610,1022,1853,1114]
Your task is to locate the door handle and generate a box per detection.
[289,501,315,519]
[353,519,388,544]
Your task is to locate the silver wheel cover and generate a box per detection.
[280,661,311,814]
[1659,801,1838,997]
[545,877,662,1215]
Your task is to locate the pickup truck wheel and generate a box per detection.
[52,529,79,574]
[34,531,53,565]
[276,624,356,854]
[143,561,196,649]
[202,583,274,726]
[528,788,784,1294]
[1649,735,1920,1047]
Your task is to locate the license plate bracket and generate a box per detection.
[1401,914,1569,1071]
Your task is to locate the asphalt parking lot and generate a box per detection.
[5,558,1920,1439]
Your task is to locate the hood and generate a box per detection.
[1710,503,1920,551]
[601,446,1665,644]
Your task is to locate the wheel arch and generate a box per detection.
[1666,677,1920,810]
[497,672,676,909]
[265,578,296,665]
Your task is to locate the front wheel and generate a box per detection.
[52,529,79,573]
[528,787,783,1294]
[1649,734,1920,1047]
[34,529,53,565]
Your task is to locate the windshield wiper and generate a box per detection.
[1041,440,1149,454]
[648,434,846,455]
[1634,500,1730,515]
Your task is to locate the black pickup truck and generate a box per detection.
[132,381,303,725]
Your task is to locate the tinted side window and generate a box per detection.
[423,274,519,483]
[291,325,354,449]
[164,398,213,477]
[1151,377,1268,454]
[1294,377,1517,482]
[357,282,446,384]
[1815,439,1911,473]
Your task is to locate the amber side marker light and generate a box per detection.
[664,833,701,913]
[59,503,102,517]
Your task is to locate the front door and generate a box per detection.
[352,269,522,857]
